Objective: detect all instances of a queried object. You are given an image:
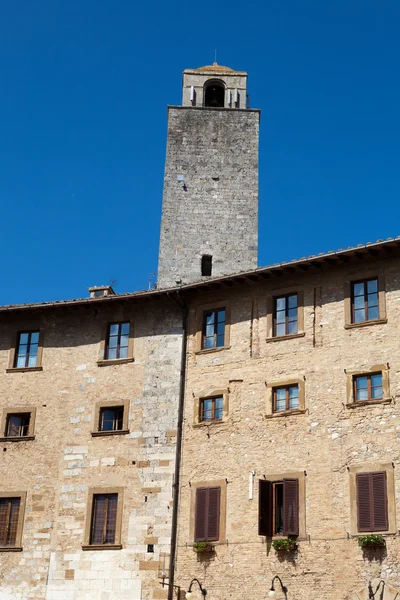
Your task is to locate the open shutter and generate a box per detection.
[372,472,388,531]
[283,479,299,536]
[207,487,221,541]
[258,480,272,536]
[7,499,20,546]
[357,473,373,532]
[0,500,9,546]
[91,495,107,544]
[194,488,207,541]
[105,494,118,544]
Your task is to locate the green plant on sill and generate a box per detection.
[272,537,298,552]
[193,541,214,553]
[357,534,385,548]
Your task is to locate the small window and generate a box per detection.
[356,472,388,532]
[90,493,118,545]
[201,255,212,277]
[352,278,379,323]
[194,487,221,541]
[199,396,223,422]
[274,294,298,337]
[204,82,225,108]
[0,497,21,547]
[202,309,226,349]
[259,479,299,537]
[273,385,299,413]
[5,413,30,437]
[353,373,382,402]
[14,331,39,368]
[105,322,130,360]
[99,406,124,432]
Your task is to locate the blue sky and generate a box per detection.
[1,1,399,305]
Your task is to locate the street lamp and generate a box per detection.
[268,575,288,599]
[368,580,385,599]
[185,578,207,600]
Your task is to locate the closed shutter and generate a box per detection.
[91,495,107,544]
[194,487,220,542]
[283,479,299,536]
[357,472,388,532]
[105,494,118,544]
[0,498,20,546]
[258,480,272,537]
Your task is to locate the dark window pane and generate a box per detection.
[120,322,130,335]
[27,355,37,367]
[108,336,118,348]
[276,323,286,337]
[276,310,285,324]
[367,279,378,293]
[288,295,297,309]
[356,376,368,389]
[107,348,117,360]
[217,310,225,323]
[109,324,119,336]
[274,484,284,535]
[16,357,26,368]
[276,297,286,311]
[288,386,299,409]
[371,385,383,399]
[288,308,298,320]
[353,282,365,297]
[206,324,214,338]
[19,333,29,345]
[368,293,378,307]
[205,337,214,349]
[354,295,365,310]
[120,334,129,348]
[216,333,225,347]
[216,322,225,336]
[371,374,382,388]
[354,308,366,323]
[18,345,28,357]
[288,320,297,335]
[275,389,286,411]
[30,332,39,344]
[119,346,128,359]
[206,313,215,326]
[368,306,379,321]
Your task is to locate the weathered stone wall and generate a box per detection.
[0,297,182,600]
[157,107,259,288]
[175,255,400,600]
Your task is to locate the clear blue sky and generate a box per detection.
[1,1,399,305]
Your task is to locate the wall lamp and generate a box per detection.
[185,578,207,600]
[368,580,385,599]
[268,575,288,599]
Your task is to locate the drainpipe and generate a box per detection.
[167,292,188,600]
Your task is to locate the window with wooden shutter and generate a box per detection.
[90,494,118,545]
[356,472,388,532]
[0,498,21,547]
[258,478,299,537]
[283,479,299,536]
[258,480,272,536]
[194,487,221,542]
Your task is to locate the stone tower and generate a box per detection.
[157,63,260,288]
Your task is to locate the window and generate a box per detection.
[204,81,225,108]
[274,294,298,337]
[194,487,221,541]
[201,255,212,277]
[14,331,39,368]
[259,478,299,537]
[0,492,26,550]
[354,373,382,402]
[99,406,124,432]
[105,322,130,360]
[356,472,388,532]
[90,494,118,545]
[352,279,379,323]
[202,309,226,349]
[273,385,299,413]
[5,413,30,437]
[200,396,223,422]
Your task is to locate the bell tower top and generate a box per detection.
[182,63,248,109]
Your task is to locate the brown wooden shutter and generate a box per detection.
[357,473,372,532]
[207,487,220,541]
[372,472,388,531]
[283,479,299,536]
[7,499,20,546]
[91,495,107,544]
[0,499,9,546]
[105,494,118,544]
[258,480,273,537]
[194,488,207,541]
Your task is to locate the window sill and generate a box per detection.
[266,409,306,419]
[193,420,226,428]
[91,430,129,437]
[0,546,23,552]
[0,436,35,442]
[6,367,43,373]
[266,332,305,343]
[82,544,122,551]
[195,346,230,355]
[344,318,387,330]
[97,358,134,367]
[346,398,392,409]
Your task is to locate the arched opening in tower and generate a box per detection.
[204,82,225,108]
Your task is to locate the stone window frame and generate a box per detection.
[259,471,306,540]
[193,388,229,427]
[266,288,305,342]
[195,300,231,354]
[0,491,27,552]
[265,377,306,419]
[97,319,135,366]
[6,328,44,373]
[345,364,390,408]
[348,462,396,535]
[0,407,36,442]
[91,400,130,437]
[82,487,124,550]
[189,479,227,544]
[344,272,387,329]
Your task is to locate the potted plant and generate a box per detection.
[272,537,298,552]
[193,541,215,554]
[357,535,385,548]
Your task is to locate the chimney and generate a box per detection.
[88,285,115,298]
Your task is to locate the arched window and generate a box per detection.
[204,81,225,108]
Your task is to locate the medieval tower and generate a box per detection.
[157,63,260,288]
